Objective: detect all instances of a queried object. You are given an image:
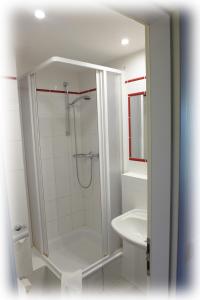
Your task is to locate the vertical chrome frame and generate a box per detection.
[29,73,49,255]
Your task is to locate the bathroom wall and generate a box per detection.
[1,58,30,232]
[36,67,85,241]
[107,49,147,177]
[107,51,148,288]
[35,66,101,242]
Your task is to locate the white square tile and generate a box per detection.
[103,256,122,281]
[52,116,65,136]
[54,157,70,197]
[50,94,65,115]
[3,80,19,111]
[72,210,85,230]
[122,241,147,288]
[45,200,57,222]
[40,137,53,159]
[80,100,98,137]
[6,170,28,228]
[91,134,99,152]
[47,220,58,240]
[43,176,57,202]
[39,117,53,137]
[57,197,71,217]
[41,158,55,180]
[85,206,96,230]
[4,140,24,171]
[4,110,22,141]
[41,158,56,201]
[53,136,68,157]
[83,269,103,292]
[85,190,102,233]
[37,93,53,117]
[93,161,100,186]
[57,216,72,235]
[71,193,85,213]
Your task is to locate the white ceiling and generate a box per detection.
[13,2,145,75]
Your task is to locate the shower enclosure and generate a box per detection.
[19,57,123,278]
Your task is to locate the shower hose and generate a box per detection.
[72,105,93,189]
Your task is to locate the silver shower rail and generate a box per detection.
[63,81,70,135]
[72,152,99,159]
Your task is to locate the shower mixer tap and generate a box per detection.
[73,152,99,159]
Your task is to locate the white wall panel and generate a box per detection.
[108,50,147,176]
[106,71,122,253]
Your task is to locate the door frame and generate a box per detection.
[108,6,174,289]
[146,15,172,289]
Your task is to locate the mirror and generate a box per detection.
[128,92,147,162]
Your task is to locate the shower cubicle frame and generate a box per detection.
[19,56,124,278]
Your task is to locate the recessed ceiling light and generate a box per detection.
[121,38,129,46]
[34,9,46,20]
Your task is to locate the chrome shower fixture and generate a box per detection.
[73,152,99,159]
[63,81,70,136]
[69,95,91,106]
[63,81,69,89]
[62,85,94,188]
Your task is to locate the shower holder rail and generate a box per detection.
[72,152,99,159]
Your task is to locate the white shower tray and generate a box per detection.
[111,209,147,248]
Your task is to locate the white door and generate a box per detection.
[145,14,172,289]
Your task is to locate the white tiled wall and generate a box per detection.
[1,78,29,229]
[37,91,86,240]
[107,51,147,289]
[122,173,147,212]
[36,67,101,241]
[122,241,147,289]
[107,49,147,176]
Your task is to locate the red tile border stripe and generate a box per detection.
[36,87,96,95]
[79,88,96,94]
[125,76,146,84]
[128,91,146,97]
[36,88,79,95]
[36,75,146,94]
[129,157,147,162]
[0,76,17,80]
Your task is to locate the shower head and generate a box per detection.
[63,81,69,88]
[63,81,69,91]
[69,95,91,106]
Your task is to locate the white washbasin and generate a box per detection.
[111,209,147,248]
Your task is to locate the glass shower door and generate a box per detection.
[35,66,104,272]
[20,58,123,283]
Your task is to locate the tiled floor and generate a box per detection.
[83,269,140,295]
[32,230,144,295]
[103,275,141,294]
